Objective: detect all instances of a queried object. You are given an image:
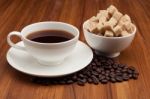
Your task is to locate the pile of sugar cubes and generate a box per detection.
[84,5,136,37]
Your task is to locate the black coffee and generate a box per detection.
[27,30,74,43]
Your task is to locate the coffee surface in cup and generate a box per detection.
[27,30,74,43]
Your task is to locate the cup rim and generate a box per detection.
[83,20,137,39]
[21,21,79,45]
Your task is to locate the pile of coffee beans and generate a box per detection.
[31,53,139,86]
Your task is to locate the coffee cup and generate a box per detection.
[7,21,79,65]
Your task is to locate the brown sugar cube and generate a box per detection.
[97,10,109,19]
[84,20,90,30]
[96,23,112,35]
[113,25,123,37]
[121,14,131,22]
[121,31,130,37]
[103,23,113,31]
[104,30,114,37]
[85,20,98,33]
[89,16,99,23]
[96,22,104,33]
[122,22,135,33]
[118,14,131,26]
[112,11,123,21]
[107,5,118,15]
[105,17,117,28]
[98,16,107,24]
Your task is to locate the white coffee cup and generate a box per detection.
[7,21,79,65]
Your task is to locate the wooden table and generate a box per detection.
[0,0,150,99]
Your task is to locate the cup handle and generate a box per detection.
[7,31,26,51]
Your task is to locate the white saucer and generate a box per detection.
[6,41,93,77]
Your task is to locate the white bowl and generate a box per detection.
[83,21,136,58]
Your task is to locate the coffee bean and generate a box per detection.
[86,71,91,77]
[72,75,77,80]
[101,71,105,75]
[88,65,92,68]
[127,69,133,74]
[113,64,118,69]
[106,65,112,69]
[133,70,139,75]
[77,81,85,86]
[106,76,110,81]
[110,68,115,72]
[92,75,99,84]
[67,80,74,84]
[116,76,123,82]
[117,67,122,71]
[110,78,116,83]
[92,71,99,76]
[101,79,108,84]
[129,66,136,71]
[82,70,88,75]
[82,78,87,83]
[78,74,84,78]
[99,75,105,80]
[116,72,122,76]
[93,81,99,85]
[107,61,112,65]
[122,68,128,72]
[94,58,98,62]
[110,72,116,78]
[87,78,93,83]
[98,74,103,78]
[96,61,101,66]
[96,68,102,73]
[119,64,126,68]
[116,70,121,73]
[92,63,96,66]
[100,68,104,71]
[132,74,139,79]
[92,66,97,70]
[128,74,132,78]
[123,73,129,81]
[105,73,109,77]
[106,70,110,73]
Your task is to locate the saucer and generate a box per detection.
[6,41,93,77]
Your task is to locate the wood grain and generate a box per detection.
[0,0,150,99]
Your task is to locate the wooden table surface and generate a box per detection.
[0,0,150,99]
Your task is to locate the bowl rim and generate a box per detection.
[83,20,137,39]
